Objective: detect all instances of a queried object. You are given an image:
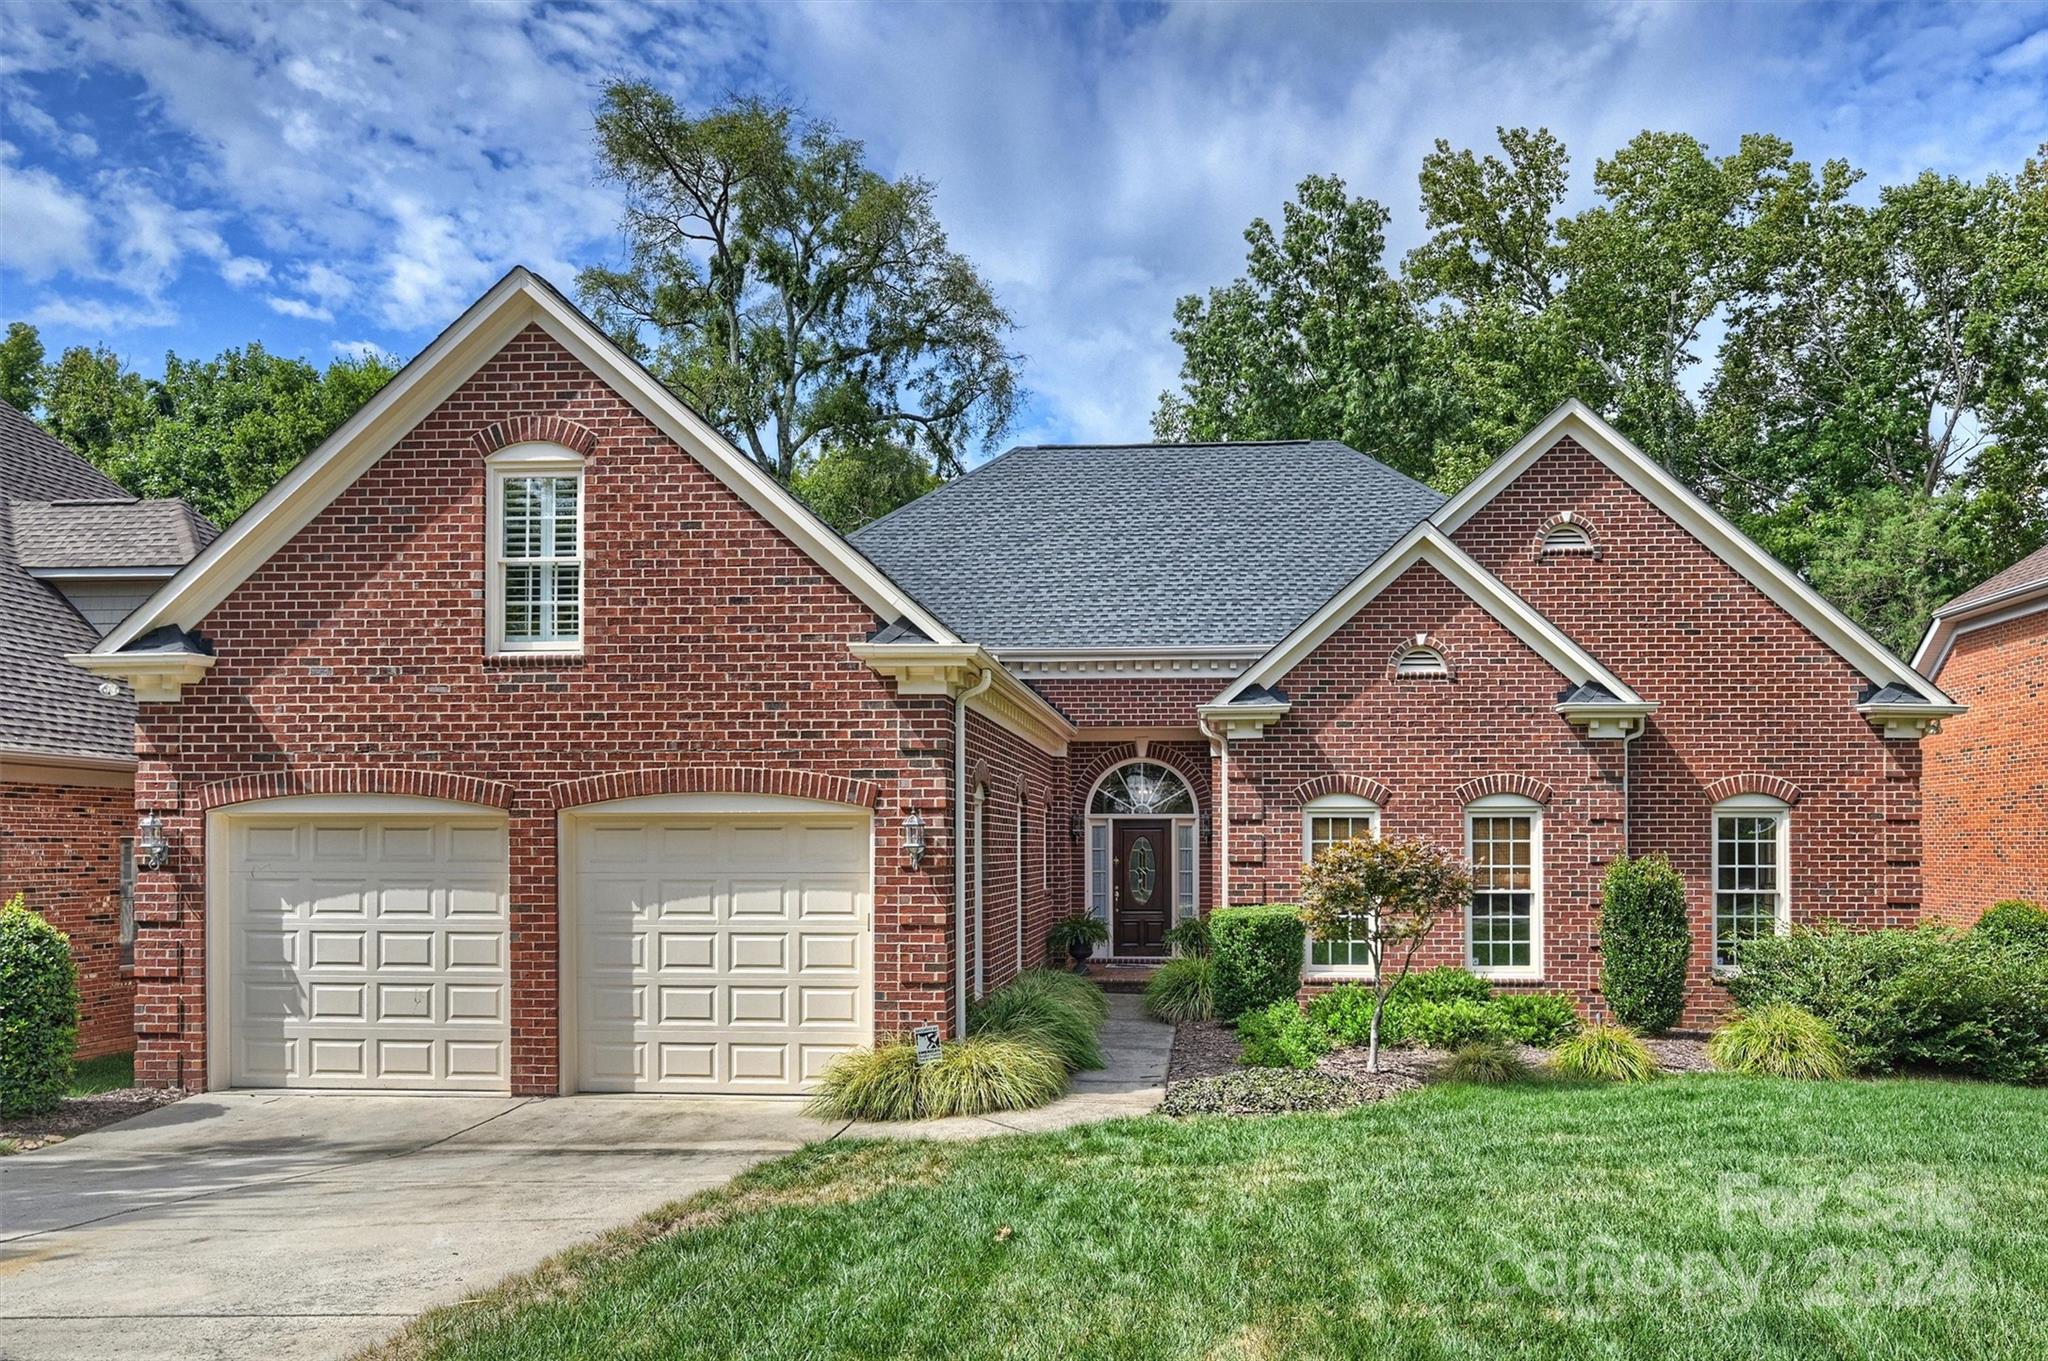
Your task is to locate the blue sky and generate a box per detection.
[2,0,2045,455]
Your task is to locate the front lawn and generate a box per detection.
[368,1076,2048,1360]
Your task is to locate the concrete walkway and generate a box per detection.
[0,994,1173,1361]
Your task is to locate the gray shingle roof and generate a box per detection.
[1938,542,2048,615]
[0,400,214,762]
[851,441,1444,649]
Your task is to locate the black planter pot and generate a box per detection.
[1067,937,1094,974]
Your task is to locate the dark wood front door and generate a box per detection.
[1112,820,1172,954]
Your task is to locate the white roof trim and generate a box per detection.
[1432,400,1953,705]
[1216,521,1646,706]
[1912,591,2048,680]
[90,268,956,657]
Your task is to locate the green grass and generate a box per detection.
[365,1076,2048,1361]
[67,1052,133,1096]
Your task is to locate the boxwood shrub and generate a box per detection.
[1306,975,1580,1050]
[1490,992,1580,1046]
[1974,900,2048,956]
[1599,854,1690,1033]
[1210,904,1305,1020]
[1236,999,1334,1070]
[1,895,79,1118]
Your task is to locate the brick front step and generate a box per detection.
[1088,958,1168,993]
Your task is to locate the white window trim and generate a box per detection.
[1711,794,1791,974]
[1302,795,1381,979]
[485,443,585,657]
[1465,793,1543,981]
[118,835,137,963]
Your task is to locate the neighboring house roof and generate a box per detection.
[86,268,959,663]
[0,399,216,765]
[850,441,1445,650]
[11,498,217,571]
[1912,542,2048,680]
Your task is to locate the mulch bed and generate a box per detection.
[1,1087,186,1154]
[1164,1019,1718,1116]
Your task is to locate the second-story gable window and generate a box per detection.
[487,445,584,654]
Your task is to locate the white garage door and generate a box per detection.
[572,810,871,1094]
[224,813,511,1090]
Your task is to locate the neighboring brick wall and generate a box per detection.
[0,777,136,1058]
[1222,560,1628,1016]
[1922,608,2048,923]
[131,324,970,1092]
[1453,437,1919,1022]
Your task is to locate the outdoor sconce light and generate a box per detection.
[137,812,170,871]
[903,807,928,869]
[1199,812,1213,838]
[1069,811,1084,843]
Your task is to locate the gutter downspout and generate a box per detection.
[1198,716,1228,911]
[1619,718,1644,856]
[955,667,994,1038]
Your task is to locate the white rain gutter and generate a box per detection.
[1197,715,1228,910]
[1619,717,1644,856]
[955,667,994,1037]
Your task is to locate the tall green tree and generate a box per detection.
[0,322,45,412]
[17,327,397,525]
[579,84,1019,492]
[1153,174,1454,482]
[791,440,940,535]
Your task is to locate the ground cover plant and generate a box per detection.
[366,1076,2048,1361]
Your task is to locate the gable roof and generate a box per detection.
[1213,521,1650,711]
[0,401,216,764]
[850,440,1444,650]
[90,268,957,657]
[12,498,217,571]
[1912,541,2048,679]
[1434,399,1955,706]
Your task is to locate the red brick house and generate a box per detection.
[76,269,1962,1095]
[1914,545,2048,924]
[2,400,216,1058]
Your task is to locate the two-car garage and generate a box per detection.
[210,795,873,1096]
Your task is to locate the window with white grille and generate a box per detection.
[1714,797,1789,970]
[1466,796,1541,977]
[488,446,584,653]
[1303,795,1379,972]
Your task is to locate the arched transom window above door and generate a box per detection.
[1090,761,1195,816]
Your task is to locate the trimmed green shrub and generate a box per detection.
[1306,984,1379,1047]
[970,980,1105,1071]
[1552,1023,1658,1083]
[1974,900,2048,955]
[920,1035,1069,1117]
[1728,925,2048,1081]
[1,895,78,1119]
[1210,904,1305,1020]
[1162,917,1212,958]
[1490,992,1580,1047]
[805,1041,923,1121]
[1708,1003,1852,1079]
[1236,999,1334,1070]
[1143,957,1215,1023]
[1599,855,1690,1033]
[1444,1040,1530,1085]
[1398,998,1513,1049]
[1002,967,1109,1025]
[1386,964,1494,1007]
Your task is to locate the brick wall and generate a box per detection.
[0,777,136,1058]
[962,712,1070,992]
[1451,437,1918,1021]
[132,325,970,1092]
[1028,675,1220,728]
[1223,561,1629,1014]
[1922,609,2048,923]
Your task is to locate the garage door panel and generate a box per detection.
[575,812,871,1095]
[227,815,509,1092]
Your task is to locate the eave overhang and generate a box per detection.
[849,642,1077,754]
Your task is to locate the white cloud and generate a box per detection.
[0,142,96,280]
[30,295,177,330]
[220,256,271,287]
[266,294,333,322]
[331,339,390,363]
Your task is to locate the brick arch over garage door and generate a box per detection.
[542,765,880,812]
[193,767,517,812]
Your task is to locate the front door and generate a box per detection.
[1112,820,1172,954]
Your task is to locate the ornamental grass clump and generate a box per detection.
[919,1035,1069,1117]
[970,980,1105,1071]
[1143,957,1215,1023]
[804,1041,923,1121]
[1551,1022,1658,1083]
[1004,966,1110,1026]
[1708,1002,1853,1080]
[1444,1040,1530,1085]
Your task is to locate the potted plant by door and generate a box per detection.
[1047,913,1110,974]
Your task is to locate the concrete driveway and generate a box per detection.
[0,1092,843,1361]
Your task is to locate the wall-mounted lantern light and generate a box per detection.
[137,812,170,871]
[1069,811,1084,843]
[903,807,928,869]
[1199,812,1213,838]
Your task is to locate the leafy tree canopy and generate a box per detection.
[579,84,1020,495]
[9,326,397,526]
[1157,131,2048,653]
